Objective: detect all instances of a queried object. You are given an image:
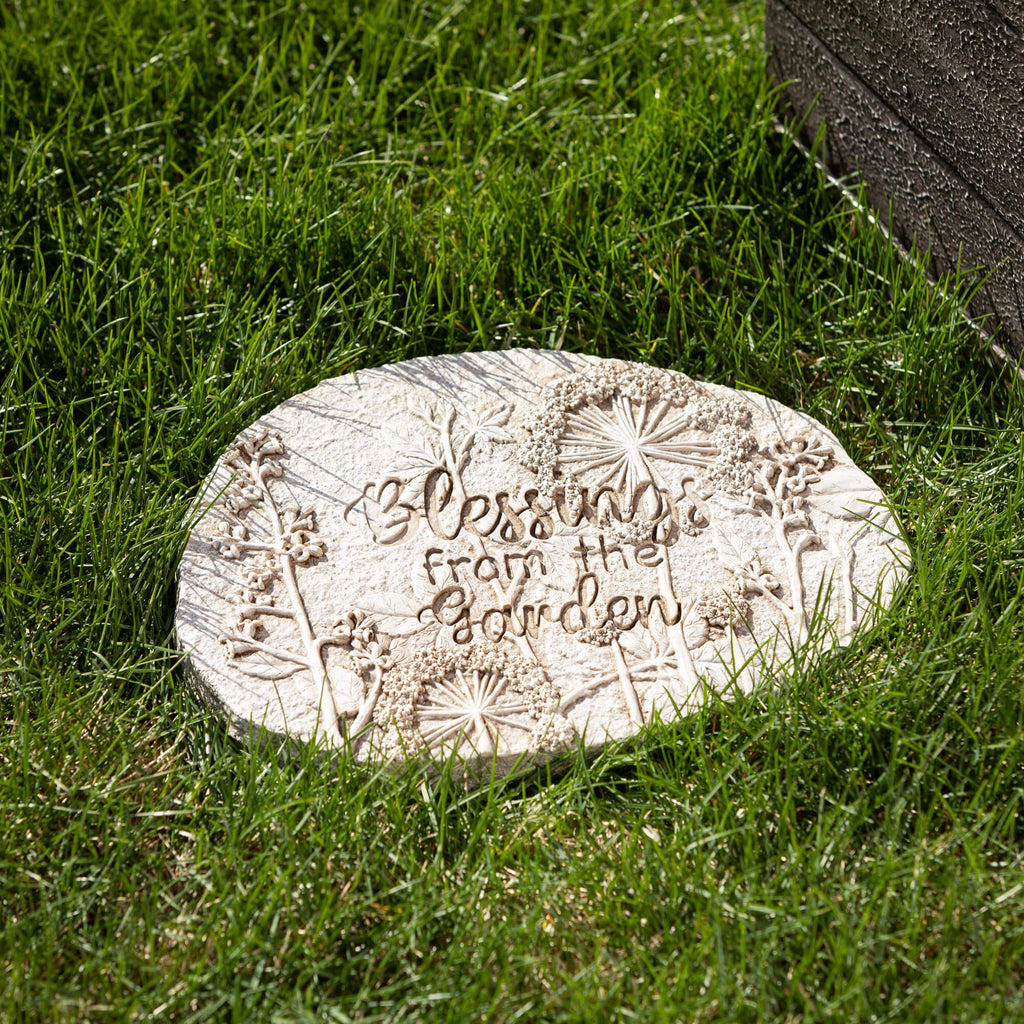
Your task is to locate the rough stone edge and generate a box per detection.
[173,349,912,779]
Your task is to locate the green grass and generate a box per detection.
[2,0,1024,1020]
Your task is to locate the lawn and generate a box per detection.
[2,0,1024,1021]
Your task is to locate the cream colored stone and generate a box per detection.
[175,350,908,779]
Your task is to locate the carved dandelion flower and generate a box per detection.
[519,364,756,506]
[557,392,720,495]
[414,664,534,756]
[374,645,561,760]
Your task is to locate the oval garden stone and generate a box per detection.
[176,350,908,778]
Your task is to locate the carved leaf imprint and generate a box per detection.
[382,427,443,477]
[712,526,756,576]
[406,392,438,425]
[231,650,306,682]
[468,400,513,442]
[352,592,437,639]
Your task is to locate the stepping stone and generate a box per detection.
[176,350,908,779]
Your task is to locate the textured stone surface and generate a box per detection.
[176,350,908,779]
[766,0,1024,360]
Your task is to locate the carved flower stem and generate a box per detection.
[754,466,815,647]
[217,538,276,556]
[743,578,793,618]
[610,638,644,727]
[349,666,385,738]
[827,534,857,634]
[250,454,342,745]
[723,624,756,693]
[240,604,295,621]
[471,714,495,757]
[772,517,804,641]
[771,516,813,646]
[230,638,308,667]
[656,546,701,694]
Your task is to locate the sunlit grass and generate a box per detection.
[2,1,1023,1021]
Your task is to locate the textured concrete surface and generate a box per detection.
[767,0,1024,360]
[176,350,908,781]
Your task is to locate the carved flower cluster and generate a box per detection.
[521,362,716,436]
[222,480,263,514]
[220,580,278,658]
[332,612,393,672]
[703,423,760,494]
[692,590,751,639]
[280,507,324,562]
[768,435,834,472]
[210,521,248,559]
[209,509,324,567]
[221,429,285,512]
[600,516,654,546]
[527,713,577,753]
[576,624,621,647]
[735,558,782,597]
[211,429,294,557]
[229,428,285,462]
[244,552,277,590]
[741,436,836,520]
[221,612,261,656]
